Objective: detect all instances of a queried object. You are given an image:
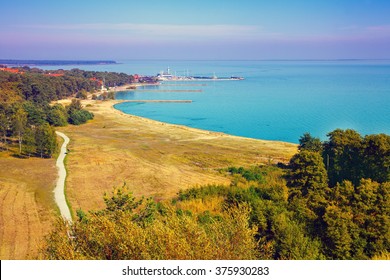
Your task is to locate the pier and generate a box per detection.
[158,83,208,87]
[122,100,192,103]
[134,89,203,93]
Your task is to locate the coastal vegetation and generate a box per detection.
[42,128,389,260]
[0,66,136,156]
[0,95,297,259]
[0,66,134,258]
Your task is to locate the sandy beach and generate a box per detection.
[56,99,297,212]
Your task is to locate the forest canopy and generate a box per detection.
[0,66,135,157]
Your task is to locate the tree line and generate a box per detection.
[0,66,131,156]
[287,129,389,259]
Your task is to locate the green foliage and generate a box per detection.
[326,179,390,258]
[323,205,355,259]
[324,129,363,186]
[12,107,28,154]
[287,150,329,198]
[0,111,9,149]
[1,67,101,156]
[272,213,324,260]
[299,132,323,153]
[23,101,47,126]
[42,155,389,260]
[286,130,390,259]
[47,104,68,127]
[75,89,88,99]
[42,186,258,260]
[295,130,390,187]
[227,166,265,182]
[35,123,57,158]
[22,126,36,157]
[67,99,94,125]
[362,134,390,183]
[177,184,229,201]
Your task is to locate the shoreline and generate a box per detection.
[54,96,297,147]
[110,99,296,146]
[58,98,297,212]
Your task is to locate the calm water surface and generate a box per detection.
[42,60,390,143]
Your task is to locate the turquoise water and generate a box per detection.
[41,60,390,143]
[113,60,390,143]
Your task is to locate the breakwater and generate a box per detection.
[122,100,192,103]
[134,89,202,93]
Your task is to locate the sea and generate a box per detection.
[40,60,390,143]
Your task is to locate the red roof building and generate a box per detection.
[0,67,23,74]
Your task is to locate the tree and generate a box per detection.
[323,205,355,259]
[23,101,46,126]
[12,108,28,154]
[75,89,88,99]
[47,104,68,127]
[35,123,57,158]
[67,99,82,112]
[362,134,390,183]
[298,132,323,153]
[42,185,258,260]
[0,112,9,150]
[327,179,390,259]
[273,213,324,260]
[287,150,328,199]
[66,99,93,125]
[323,129,363,186]
[68,109,94,125]
[23,126,36,157]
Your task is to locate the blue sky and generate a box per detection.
[1,0,390,60]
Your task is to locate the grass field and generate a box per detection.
[58,100,297,212]
[0,150,58,259]
[0,98,296,259]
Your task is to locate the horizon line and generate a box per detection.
[2,58,390,63]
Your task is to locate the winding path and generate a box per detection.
[54,131,72,222]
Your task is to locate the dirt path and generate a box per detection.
[54,131,72,222]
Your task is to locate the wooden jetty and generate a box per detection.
[123,100,192,103]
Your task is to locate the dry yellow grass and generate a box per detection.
[0,98,296,259]
[175,197,225,215]
[0,152,57,259]
[58,100,297,212]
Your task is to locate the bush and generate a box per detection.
[41,186,258,260]
[66,99,94,125]
[68,109,94,125]
[227,166,265,183]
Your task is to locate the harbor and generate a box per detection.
[156,67,244,81]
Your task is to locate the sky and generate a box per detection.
[1,0,390,60]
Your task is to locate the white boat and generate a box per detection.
[156,67,174,81]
